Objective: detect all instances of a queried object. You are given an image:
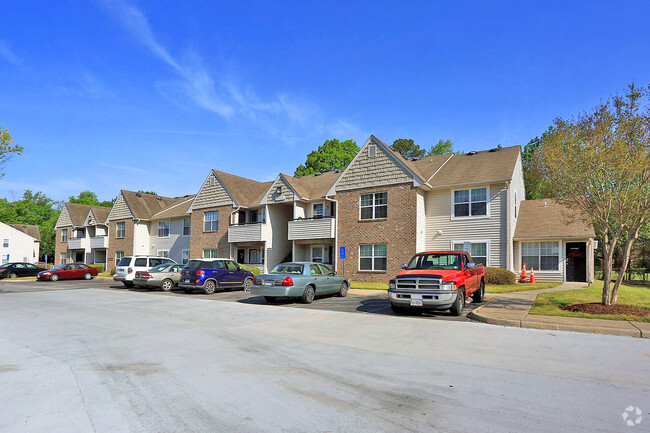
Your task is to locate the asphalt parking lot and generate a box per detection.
[0,278,480,321]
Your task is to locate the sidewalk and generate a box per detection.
[469,282,650,339]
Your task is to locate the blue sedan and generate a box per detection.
[250,262,349,304]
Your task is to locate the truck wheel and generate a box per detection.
[472,281,485,303]
[450,289,465,316]
[391,304,409,315]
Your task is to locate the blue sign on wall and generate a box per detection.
[339,246,346,260]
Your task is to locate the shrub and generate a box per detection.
[485,267,516,285]
[110,268,115,275]
[89,264,105,273]
[240,264,261,276]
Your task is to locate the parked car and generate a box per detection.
[250,262,349,304]
[388,251,485,316]
[113,256,176,288]
[133,263,184,291]
[179,258,254,294]
[37,263,99,281]
[0,262,46,279]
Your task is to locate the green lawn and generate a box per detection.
[530,281,650,322]
[98,272,112,277]
[351,281,388,290]
[1,276,37,281]
[485,282,561,294]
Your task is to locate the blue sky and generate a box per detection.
[1,1,649,203]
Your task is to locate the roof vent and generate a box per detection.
[411,158,419,161]
[467,151,476,156]
[136,192,142,197]
[489,147,502,152]
[544,201,548,208]
[156,197,162,201]
[314,172,321,176]
[334,169,341,173]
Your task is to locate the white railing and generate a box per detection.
[288,217,335,240]
[90,236,108,249]
[228,223,263,243]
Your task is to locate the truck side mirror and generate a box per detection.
[400,263,407,269]
[467,262,476,269]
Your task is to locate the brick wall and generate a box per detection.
[189,205,232,259]
[336,183,417,283]
[106,219,134,272]
[54,227,69,266]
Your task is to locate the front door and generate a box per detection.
[75,252,84,263]
[237,249,245,264]
[566,242,587,282]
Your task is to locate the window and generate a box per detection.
[2,239,8,248]
[368,144,377,158]
[250,211,258,223]
[115,251,124,262]
[149,258,164,267]
[359,244,387,271]
[116,222,125,238]
[360,192,388,220]
[157,250,170,258]
[225,261,238,270]
[204,211,219,231]
[311,246,323,263]
[61,229,68,242]
[183,218,191,236]
[249,249,259,264]
[522,242,559,271]
[453,242,488,267]
[310,264,323,275]
[203,249,218,258]
[210,176,215,186]
[157,221,170,238]
[453,187,487,218]
[319,264,334,275]
[60,253,67,264]
[313,203,324,218]
[181,249,190,265]
[135,258,148,266]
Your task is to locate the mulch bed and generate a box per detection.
[562,303,650,317]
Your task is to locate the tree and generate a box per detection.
[532,83,650,305]
[0,126,23,178]
[427,139,455,155]
[69,191,113,207]
[391,138,426,160]
[138,190,158,196]
[294,139,359,177]
[522,130,556,200]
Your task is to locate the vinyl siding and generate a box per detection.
[55,206,73,228]
[147,218,190,264]
[424,183,507,268]
[508,154,525,272]
[266,176,295,203]
[108,193,134,220]
[337,143,412,191]
[416,189,426,253]
[133,223,150,255]
[191,172,234,210]
[514,240,565,282]
[0,222,39,263]
[86,210,97,226]
[265,204,292,273]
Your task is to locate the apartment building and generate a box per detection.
[54,203,110,266]
[0,222,40,264]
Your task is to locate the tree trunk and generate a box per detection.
[611,227,640,305]
[601,233,617,305]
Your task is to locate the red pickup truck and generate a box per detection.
[388,251,486,315]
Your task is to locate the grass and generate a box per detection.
[0,276,37,281]
[530,281,650,322]
[485,282,561,294]
[351,281,388,290]
[98,272,112,277]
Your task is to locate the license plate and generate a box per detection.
[264,280,273,286]
[184,279,190,283]
[410,299,423,307]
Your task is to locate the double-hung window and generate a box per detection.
[360,192,388,220]
[116,222,125,238]
[183,218,190,236]
[204,211,219,231]
[522,242,559,271]
[453,242,488,266]
[359,244,387,271]
[313,203,324,218]
[2,239,9,248]
[61,229,68,242]
[203,249,218,258]
[158,221,170,238]
[453,187,487,217]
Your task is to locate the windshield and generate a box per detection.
[270,264,304,275]
[150,264,169,272]
[51,264,67,271]
[184,260,204,269]
[407,253,462,271]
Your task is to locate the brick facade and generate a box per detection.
[54,227,70,266]
[189,205,232,259]
[106,219,135,272]
[336,183,418,283]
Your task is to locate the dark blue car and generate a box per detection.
[179,258,254,294]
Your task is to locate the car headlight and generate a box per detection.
[441,281,456,291]
[42,272,50,276]
[388,279,396,289]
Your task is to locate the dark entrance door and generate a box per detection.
[237,249,245,263]
[566,242,587,282]
[75,252,84,263]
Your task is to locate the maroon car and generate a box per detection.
[37,263,99,281]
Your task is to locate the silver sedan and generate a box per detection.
[133,263,184,291]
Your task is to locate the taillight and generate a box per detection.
[0,268,5,272]
[135,272,140,278]
[196,270,204,276]
[128,267,133,274]
[142,273,153,279]
[281,277,293,286]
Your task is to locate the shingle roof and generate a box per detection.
[91,207,111,224]
[370,135,428,182]
[65,203,103,227]
[150,195,196,220]
[283,171,342,199]
[121,190,192,219]
[214,171,272,207]
[10,224,40,241]
[514,199,595,240]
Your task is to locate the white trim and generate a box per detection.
[181,217,191,237]
[426,154,454,183]
[450,239,490,267]
[358,243,387,272]
[359,191,388,221]
[151,196,194,218]
[310,245,324,263]
[181,249,190,265]
[450,185,491,220]
[519,240,562,272]
[156,249,170,258]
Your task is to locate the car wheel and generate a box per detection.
[301,285,315,304]
[264,296,277,303]
[450,288,465,316]
[203,280,217,295]
[243,277,253,291]
[391,304,409,315]
[123,281,134,288]
[50,274,59,282]
[472,281,485,303]
[84,272,92,280]
[337,281,349,297]
[183,288,193,294]
[161,279,173,292]
[8,273,17,279]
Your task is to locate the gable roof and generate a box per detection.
[283,171,342,200]
[150,195,196,220]
[10,224,41,241]
[514,199,595,240]
[214,171,272,207]
[64,203,113,227]
[121,190,193,220]
[89,207,111,225]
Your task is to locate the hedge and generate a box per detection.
[485,267,516,285]
[89,264,105,273]
[240,264,261,276]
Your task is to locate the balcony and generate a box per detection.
[288,217,335,240]
[67,237,88,250]
[228,222,264,243]
[90,236,108,249]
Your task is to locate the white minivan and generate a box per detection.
[114,256,176,288]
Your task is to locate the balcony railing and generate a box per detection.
[68,237,86,249]
[228,222,263,243]
[90,236,108,249]
[288,216,335,240]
